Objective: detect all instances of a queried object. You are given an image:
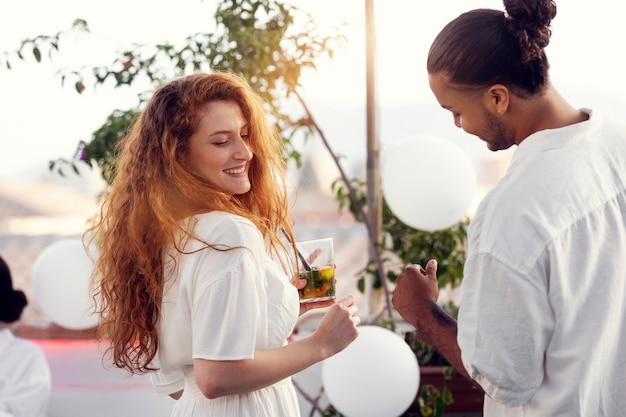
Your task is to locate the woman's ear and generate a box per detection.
[485,84,510,114]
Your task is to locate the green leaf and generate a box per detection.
[72,18,90,32]
[33,47,41,62]
[442,387,454,405]
[357,277,365,293]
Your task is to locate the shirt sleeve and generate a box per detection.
[458,252,553,407]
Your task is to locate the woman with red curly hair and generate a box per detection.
[88,72,359,416]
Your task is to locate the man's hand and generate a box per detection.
[392,259,439,344]
[392,259,475,383]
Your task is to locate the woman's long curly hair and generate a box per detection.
[87,72,297,374]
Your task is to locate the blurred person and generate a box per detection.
[87,72,360,417]
[392,1,626,416]
[0,255,51,417]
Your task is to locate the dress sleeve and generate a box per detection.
[150,369,185,396]
[190,220,266,361]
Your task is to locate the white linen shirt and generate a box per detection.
[0,328,51,417]
[150,211,301,417]
[458,110,626,416]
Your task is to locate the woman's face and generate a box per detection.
[187,100,253,195]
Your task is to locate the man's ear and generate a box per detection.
[485,84,509,114]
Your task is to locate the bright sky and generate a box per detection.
[1,0,625,185]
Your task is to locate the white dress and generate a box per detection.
[0,328,51,417]
[150,212,301,417]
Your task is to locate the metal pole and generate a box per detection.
[365,0,383,315]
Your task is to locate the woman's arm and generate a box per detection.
[194,296,359,399]
[168,390,183,400]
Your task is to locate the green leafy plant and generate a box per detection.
[417,379,454,417]
[34,0,347,185]
[49,109,137,184]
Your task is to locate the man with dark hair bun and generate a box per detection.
[392,1,626,416]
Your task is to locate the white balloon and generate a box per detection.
[31,239,99,330]
[382,134,477,231]
[322,325,419,417]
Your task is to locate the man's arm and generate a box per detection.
[392,260,476,384]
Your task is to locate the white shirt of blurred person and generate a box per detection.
[0,256,51,417]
